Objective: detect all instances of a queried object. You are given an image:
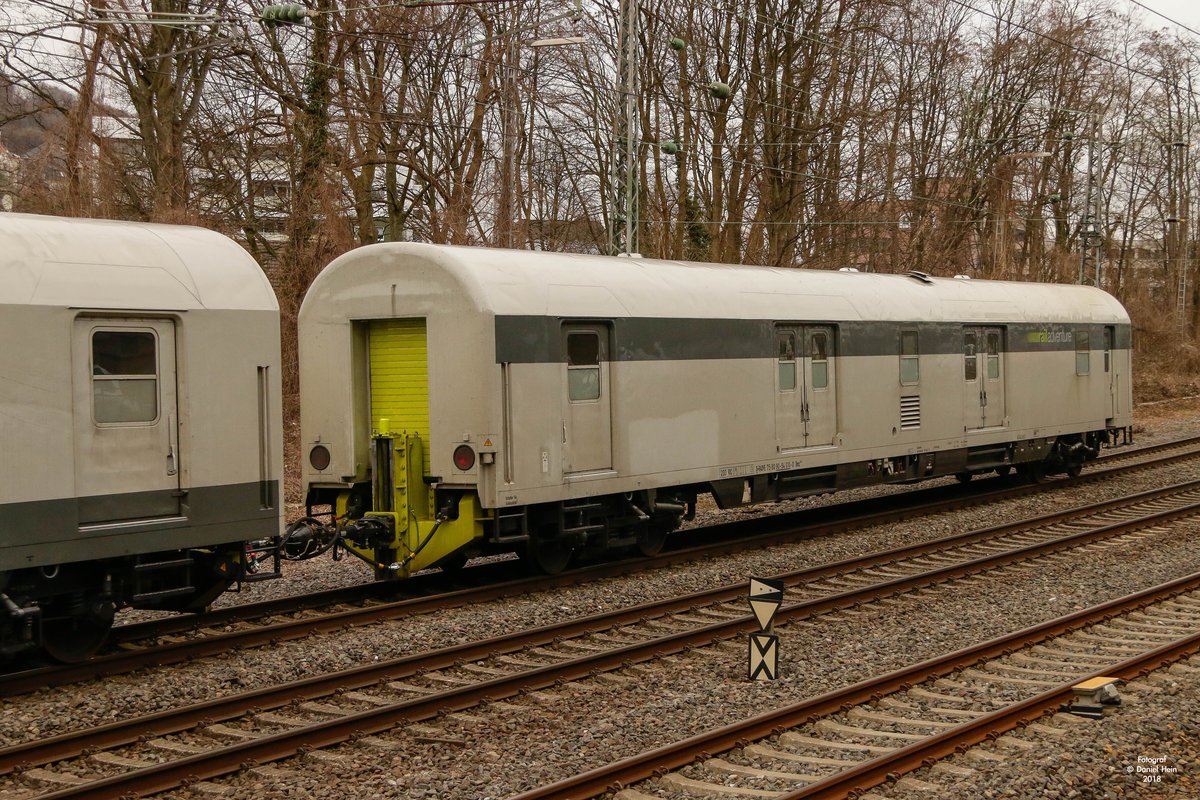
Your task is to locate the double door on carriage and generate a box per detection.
[774,325,837,450]
[963,326,1006,430]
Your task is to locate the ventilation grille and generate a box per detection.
[900,396,921,430]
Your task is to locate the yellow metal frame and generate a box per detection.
[339,433,489,578]
[338,319,490,578]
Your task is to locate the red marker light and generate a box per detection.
[309,445,331,471]
[453,445,476,471]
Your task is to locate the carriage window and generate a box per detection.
[963,332,977,381]
[777,332,796,391]
[567,332,601,401]
[1103,328,1112,372]
[986,331,1001,380]
[811,332,829,389]
[92,330,158,424]
[899,330,919,385]
[1076,330,1090,375]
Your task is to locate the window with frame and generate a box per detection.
[963,332,978,381]
[986,331,1001,379]
[1103,328,1112,373]
[1076,330,1090,375]
[566,331,601,401]
[777,331,797,391]
[92,330,159,424]
[811,332,829,389]
[899,330,919,385]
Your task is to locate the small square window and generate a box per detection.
[1076,331,1090,375]
[568,368,600,401]
[566,330,602,402]
[92,330,158,423]
[900,331,919,385]
[963,332,978,381]
[986,332,1001,380]
[567,332,599,366]
[777,332,796,391]
[811,333,829,389]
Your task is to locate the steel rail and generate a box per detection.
[8,437,1198,697]
[511,571,1200,800]
[5,476,1196,771]
[7,500,1200,798]
[775,632,1200,799]
[110,432,1199,647]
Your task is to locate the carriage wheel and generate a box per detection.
[635,524,669,558]
[41,608,113,663]
[527,537,573,575]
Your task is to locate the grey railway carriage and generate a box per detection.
[0,213,283,661]
[297,244,1132,576]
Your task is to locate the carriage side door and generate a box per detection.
[775,325,837,450]
[774,326,805,450]
[964,326,1005,430]
[72,318,182,525]
[981,327,1006,428]
[802,326,837,446]
[1104,326,1118,420]
[963,328,983,430]
[562,324,613,473]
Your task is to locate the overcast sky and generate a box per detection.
[1125,0,1200,38]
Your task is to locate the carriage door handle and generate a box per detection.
[166,413,178,476]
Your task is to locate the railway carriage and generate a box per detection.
[0,213,283,660]
[297,244,1132,577]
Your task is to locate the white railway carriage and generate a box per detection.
[298,244,1132,576]
[0,213,283,660]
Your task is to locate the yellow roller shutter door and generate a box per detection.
[369,319,430,474]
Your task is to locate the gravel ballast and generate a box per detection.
[4,405,1198,800]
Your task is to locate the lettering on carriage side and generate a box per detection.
[755,459,804,474]
[719,464,753,478]
[1026,330,1072,344]
[503,494,520,506]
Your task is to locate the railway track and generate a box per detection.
[3,474,1200,799]
[5,434,1199,696]
[515,575,1200,800]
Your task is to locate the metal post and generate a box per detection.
[608,0,639,256]
[497,34,520,249]
[1078,112,1103,286]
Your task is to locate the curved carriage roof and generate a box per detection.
[0,213,276,311]
[304,242,1129,325]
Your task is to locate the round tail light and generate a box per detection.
[453,445,476,471]
[309,445,331,471]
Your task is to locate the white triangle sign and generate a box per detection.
[750,577,782,597]
[749,598,780,630]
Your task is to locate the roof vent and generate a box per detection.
[954,274,972,280]
[906,270,934,284]
[838,267,860,272]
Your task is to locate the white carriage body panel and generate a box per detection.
[0,213,283,570]
[299,243,1132,509]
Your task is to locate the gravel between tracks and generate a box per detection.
[7,403,1200,800]
[862,657,1200,799]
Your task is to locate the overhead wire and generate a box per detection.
[6,0,1194,235]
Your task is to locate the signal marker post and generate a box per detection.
[748,577,783,681]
